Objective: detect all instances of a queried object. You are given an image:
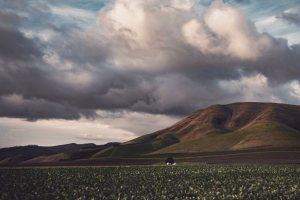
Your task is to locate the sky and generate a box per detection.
[0,0,300,148]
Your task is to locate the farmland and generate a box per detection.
[1,165,300,199]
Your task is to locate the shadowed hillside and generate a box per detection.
[0,143,97,163]
[45,143,96,153]
[23,145,111,164]
[0,145,56,161]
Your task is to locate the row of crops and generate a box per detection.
[1,165,300,199]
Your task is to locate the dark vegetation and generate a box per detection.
[1,165,300,199]
[165,157,175,164]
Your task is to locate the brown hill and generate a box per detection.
[129,102,300,153]
[45,143,96,153]
[0,143,96,162]
[0,155,37,165]
[0,145,56,161]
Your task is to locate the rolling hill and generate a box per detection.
[0,143,97,164]
[120,102,300,154]
[0,145,56,161]
[1,102,300,165]
[44,143,96,153]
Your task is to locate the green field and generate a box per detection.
[1,165,300,199]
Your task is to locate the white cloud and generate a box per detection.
[182,1,273,60]
[289,81,300,101]
[96,111,181,135]
[95,0,292,75]
[49,5,96,20]
[218,74,269,102]
[171,0,195,11]
[281,31,300,45]
[96,0,196,71]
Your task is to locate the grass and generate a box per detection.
[137,147,300,159]
[0,157,12,164]
[41,153,71,162]
[111,143,154,157]
[93,143,154,158]
[154,121,300,153]
[93,135,179,158]
[92,147,115,158]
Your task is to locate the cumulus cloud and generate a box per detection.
[96,0,198,72]
[0,0,300,122]
[182,1,272,60]
[96,0,300,83]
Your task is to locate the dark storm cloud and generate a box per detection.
[253,37,300,85]
[276,12,300,26]
[0,26,42,61]
[48,31,110,65]
[0,10,42,61]
[0,94,97,121]
[0,11,22,27]
[0,0,300,121]
[0,2,99,120]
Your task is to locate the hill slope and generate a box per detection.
[128,102,300,153]
[0,145,56,161]
[0,143,96,163]
[45,143,96,153]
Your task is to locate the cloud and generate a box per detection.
[96,0,300,83]
[96,111,181,135]
[276,12,300,26]
[75,133,104,140]
[0,12,42,61]
[0,0,300,122]
[182,1,271,60]
[0,94,97,121]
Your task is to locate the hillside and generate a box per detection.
[0,145,56,161]
[127,102,300,154]
[1,102,300,165]
[0,143,97,163]
[45,143,96,153]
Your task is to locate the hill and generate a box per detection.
[44,143,96,153]
[23,143,114,164]
[0,143,97,163]
[1,102,300,166]
[124,102,300,154]
[0,145,56,161]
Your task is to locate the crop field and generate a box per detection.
[1,165,300,199]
